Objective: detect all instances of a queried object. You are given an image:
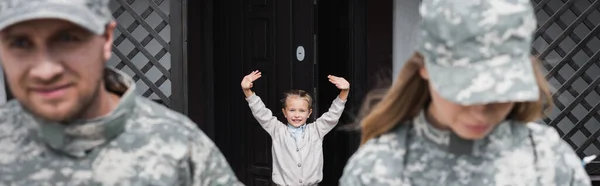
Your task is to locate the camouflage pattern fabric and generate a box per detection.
[418,0,540,105]
[0,67,244,186]
[0,0,114,35]
[339,111,592,186]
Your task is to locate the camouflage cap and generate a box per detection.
[417,0,540,105]
[0,0,112,35]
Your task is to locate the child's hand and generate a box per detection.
[328,75,350,90]
[241,70,262,90]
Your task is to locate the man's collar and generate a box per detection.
[28,67,137,158]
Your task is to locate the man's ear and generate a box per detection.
[418,66,429,80]
[102,21,117,62]
[282,108,286,118]
[530,56,537,62]
[309,109,313,116]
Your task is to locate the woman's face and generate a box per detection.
[419,67,515,140]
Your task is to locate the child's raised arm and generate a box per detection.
[314,75,350,138]
[241,70,283,136]
[241,70,261,98]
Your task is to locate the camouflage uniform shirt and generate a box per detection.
[0,68,244,186]
[339,111,592,186]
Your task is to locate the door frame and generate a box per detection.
[346,0,367,152]
[170,0,189,115]
[186,0,216,139]
[185,0,369,184]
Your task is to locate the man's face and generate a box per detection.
[0,19,115,122]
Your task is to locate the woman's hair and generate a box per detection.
[359,52,553,145]
[281,89,313,109]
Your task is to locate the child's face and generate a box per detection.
[282,97,312,127]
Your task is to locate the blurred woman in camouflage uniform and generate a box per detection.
[339,0,591,185]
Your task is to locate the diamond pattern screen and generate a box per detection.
[531,0,600,166]
[108,0,172,107]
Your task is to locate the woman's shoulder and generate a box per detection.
[523,121,566,143]
[341,124,411,181]
[521,121,592,185]
[356,123,412,155]
[516,121,574,153]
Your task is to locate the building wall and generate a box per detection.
[391,0,420,82]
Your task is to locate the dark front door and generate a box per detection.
[212,0,315,185]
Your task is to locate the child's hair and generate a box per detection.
[280,89,313,109]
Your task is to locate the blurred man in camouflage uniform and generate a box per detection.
[0,0,243,185]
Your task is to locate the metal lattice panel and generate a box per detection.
[531,0,600,163]
[108,0,172,107]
